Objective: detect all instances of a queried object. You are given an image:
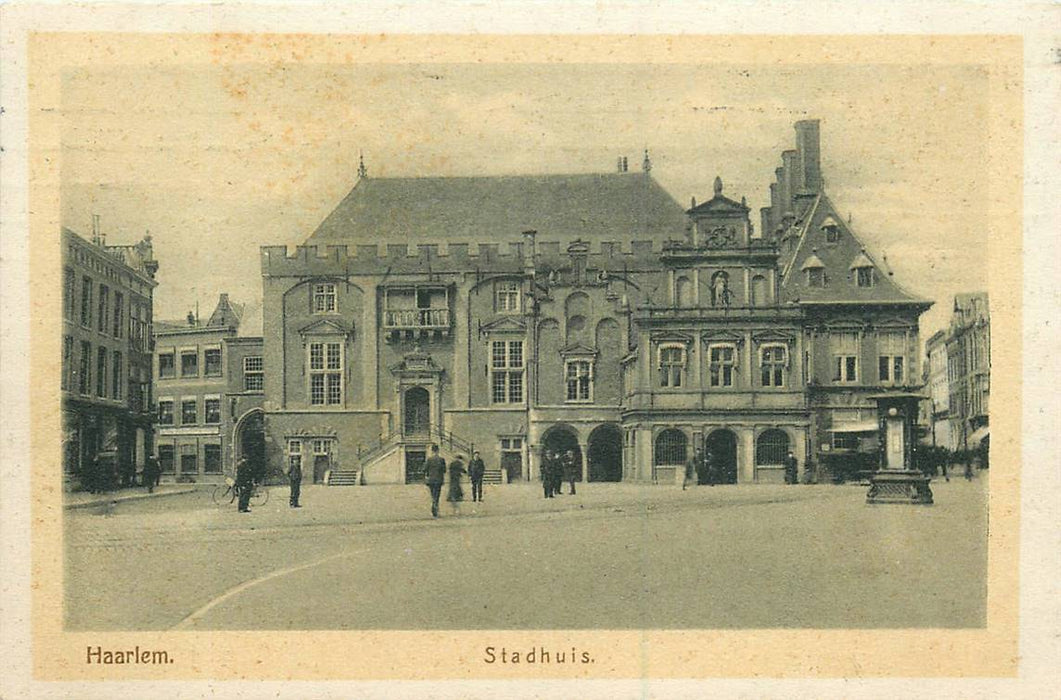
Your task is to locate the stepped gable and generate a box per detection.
[779,193,929,306]
[305,172,689,245]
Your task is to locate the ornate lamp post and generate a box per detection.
[866,392,933,505]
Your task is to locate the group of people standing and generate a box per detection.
[540,449,578,498]
[423,445,487,518]
[682,448,801,487]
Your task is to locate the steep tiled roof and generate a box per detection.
[779,193,929,306]
[305,172,689,245]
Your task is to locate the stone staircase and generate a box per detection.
[326,468,361,486]
[482,468,504,485]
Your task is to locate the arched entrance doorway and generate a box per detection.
[705,429,738,484]
[404,386,430,436]
[541,424,582,482]
[587,423,622,482]
[235,409,265,480]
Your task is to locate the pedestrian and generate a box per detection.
[468,450,486,502]
[684,447,702,490]
[541,451,555,498]
[562,449,578,495]
[446,453,466,512]
[143,456,159,494]
[236,456,254,513]
[288,456,302,508]
[551,451,564,496]
[704,449,716,486]
[784,450,799,485]
[424,444,446,518]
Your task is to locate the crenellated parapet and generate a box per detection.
[261,239,672,277]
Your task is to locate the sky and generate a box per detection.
[60,60,990,342]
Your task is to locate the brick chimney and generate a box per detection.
[794,119,821,194]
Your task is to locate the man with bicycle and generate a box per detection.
[236,457,255,513]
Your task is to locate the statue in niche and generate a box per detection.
[710,271,732,307]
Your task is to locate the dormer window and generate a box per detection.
[801,251,826,288]
[849,251,875,288]
[821,216,841,244]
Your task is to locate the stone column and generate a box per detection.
[740,427,756,483]
[637,427,654,481]
[579,441,589,482]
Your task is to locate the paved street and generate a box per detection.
[64,478,987,630]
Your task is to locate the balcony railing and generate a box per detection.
[383,308,450,329]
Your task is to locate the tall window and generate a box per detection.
[287,440,302,474]
[878,332,906,384]
[760,344,786,387]
[181,350,198,377]
[709,344,737,387]
[658,345,685,388]
[80,276,93,327]
[243,356,264,391]
[313,283,337,313]
[62,335,73,390]
[158,445,175,474]
[204,398,221,424]
[112,351,123,399]
[490,340,524,404]
[204,348,222,377]
[496,280,520,312]
[64,268,76,320]
[96,347,108,397]
[97,285,110,333]
[832,332,859,383]
[565,359,593,402]
[309,341,343,405]
[112,291,124,338]
[180,444,197,477]
[204,444,222,473]
[158,352,175,379]
[157,399,174,425]
[181,399,197,425]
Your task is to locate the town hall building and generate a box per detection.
[256,120,931,485]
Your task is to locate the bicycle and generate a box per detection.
[211,477,269,508]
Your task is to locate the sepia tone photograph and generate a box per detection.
[59,50,994,635]
[5,15,1049,691]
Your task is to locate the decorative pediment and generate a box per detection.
[389,346,444,376]
[751,329,796,344]
[650,330,694,345]
[874,317,915,331]
[479,316,527,336]
[560,342,598,358]
[297,318,354,339]
[701,329,745,347]
[824,317,868,332]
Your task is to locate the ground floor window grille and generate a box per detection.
[755,429,789,465]
[654,429,688,465]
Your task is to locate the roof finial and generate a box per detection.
[713,176,723,196]
[357,151,368,179]
[642,148,652,173]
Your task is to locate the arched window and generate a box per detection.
[654,429,688,465]
[756,429,789,466]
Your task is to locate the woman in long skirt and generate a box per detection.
[446,454,467,509]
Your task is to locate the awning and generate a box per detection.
[830,421,879,434]
[968,426,990,446]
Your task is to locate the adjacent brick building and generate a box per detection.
[61,220,158,490]
[153,294,264,483]
[256,120,931,485]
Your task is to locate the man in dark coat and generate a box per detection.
[468,450,486,502]
[424,444,446,518]
[143,456,160,494]
[784,451,799,485]
[288,457,302,508]
[541,451,555,498]
[684,447,703,490]
[562,450,578,495]
[236,457,254,513]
